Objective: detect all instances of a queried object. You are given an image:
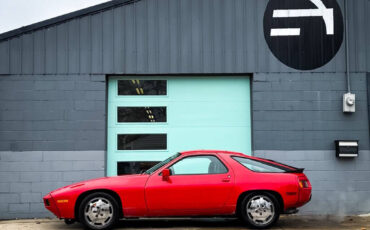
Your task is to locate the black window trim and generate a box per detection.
[161,154,230,176]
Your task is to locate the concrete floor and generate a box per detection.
[0,215,369,230]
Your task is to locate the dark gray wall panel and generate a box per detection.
[102,10,114,74]
[0,0,369,75]
[124,3,136,73]
[223,0,235,73]
[201,0,213,73]
[136,0,148,73]
[244,0,258,72]
[33,30,45,74]
[213,0,224,73]
[158,0,170,72]
[113,7,125,73]
[79,16,91,74]
[45,27,57,74]
[56,23,68,74]
[168,0,180,72]
[91,13,103,74]
[350,0,370,72]
[0,41,9,74]
[9,37,21,74]
[147,0,159,73]
[67,19,80,74]
[252,72,370,151]
[21,34,33,74]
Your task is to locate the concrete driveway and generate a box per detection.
[0,215,369,230]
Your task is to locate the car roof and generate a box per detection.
[180,150,247,156]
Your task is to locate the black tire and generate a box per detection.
[78,192,119,230]
[239,192,280,229]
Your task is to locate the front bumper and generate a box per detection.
[43,193,61,218]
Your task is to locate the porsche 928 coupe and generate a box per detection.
[43,150,312,229]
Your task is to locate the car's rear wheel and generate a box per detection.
[79,192,119,230]
[240,192,280,229]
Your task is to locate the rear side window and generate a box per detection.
[232,156,292,173]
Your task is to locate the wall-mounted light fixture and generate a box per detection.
[335,140,359,158]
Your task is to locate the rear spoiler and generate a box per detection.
[286,168,305,173]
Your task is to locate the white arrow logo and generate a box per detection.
[270,0,334,36]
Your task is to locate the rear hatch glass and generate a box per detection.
[232,156,303,173]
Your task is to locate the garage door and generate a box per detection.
[107,76,251,176]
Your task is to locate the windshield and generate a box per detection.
[232,156,297,173]
[144,153,181,174]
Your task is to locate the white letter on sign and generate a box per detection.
[270,0,334,36]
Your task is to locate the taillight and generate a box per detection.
[299,180,309,188]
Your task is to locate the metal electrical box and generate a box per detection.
[343,93,356,113]
[335,140,359,158]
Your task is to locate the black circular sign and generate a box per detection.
[264,0,344,70]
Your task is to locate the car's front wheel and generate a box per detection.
[240,192,280,229]
[79,192,119,230]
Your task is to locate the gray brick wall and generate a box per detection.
[255,150,370,215]
[0,82,107,219]
[0,74,106,151]
[252,73,370,151]
[0,151,104,219]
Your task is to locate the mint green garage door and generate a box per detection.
[107,77,251,176]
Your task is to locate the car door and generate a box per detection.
[145,155,234,216]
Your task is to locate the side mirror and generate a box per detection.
[162,169,171,181]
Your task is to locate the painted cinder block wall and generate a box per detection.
[0,0,370,218]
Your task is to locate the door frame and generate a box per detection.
[105,74,253,176]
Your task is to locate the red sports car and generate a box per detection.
[43,150,311,230]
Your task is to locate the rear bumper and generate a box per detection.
[283,208,299,214]
[43,194,61,218]
[296,188,312,207]
[284,194,312,214]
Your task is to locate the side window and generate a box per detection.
[169,156,228,175]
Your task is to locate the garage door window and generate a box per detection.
[117,161,159,175]
[118,80,167,95]
[117,107,166,123]
[117,134,167,150]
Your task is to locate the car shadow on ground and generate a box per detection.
[114,216,368,230]
[117,218,245,229]
[60,216,369,230]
